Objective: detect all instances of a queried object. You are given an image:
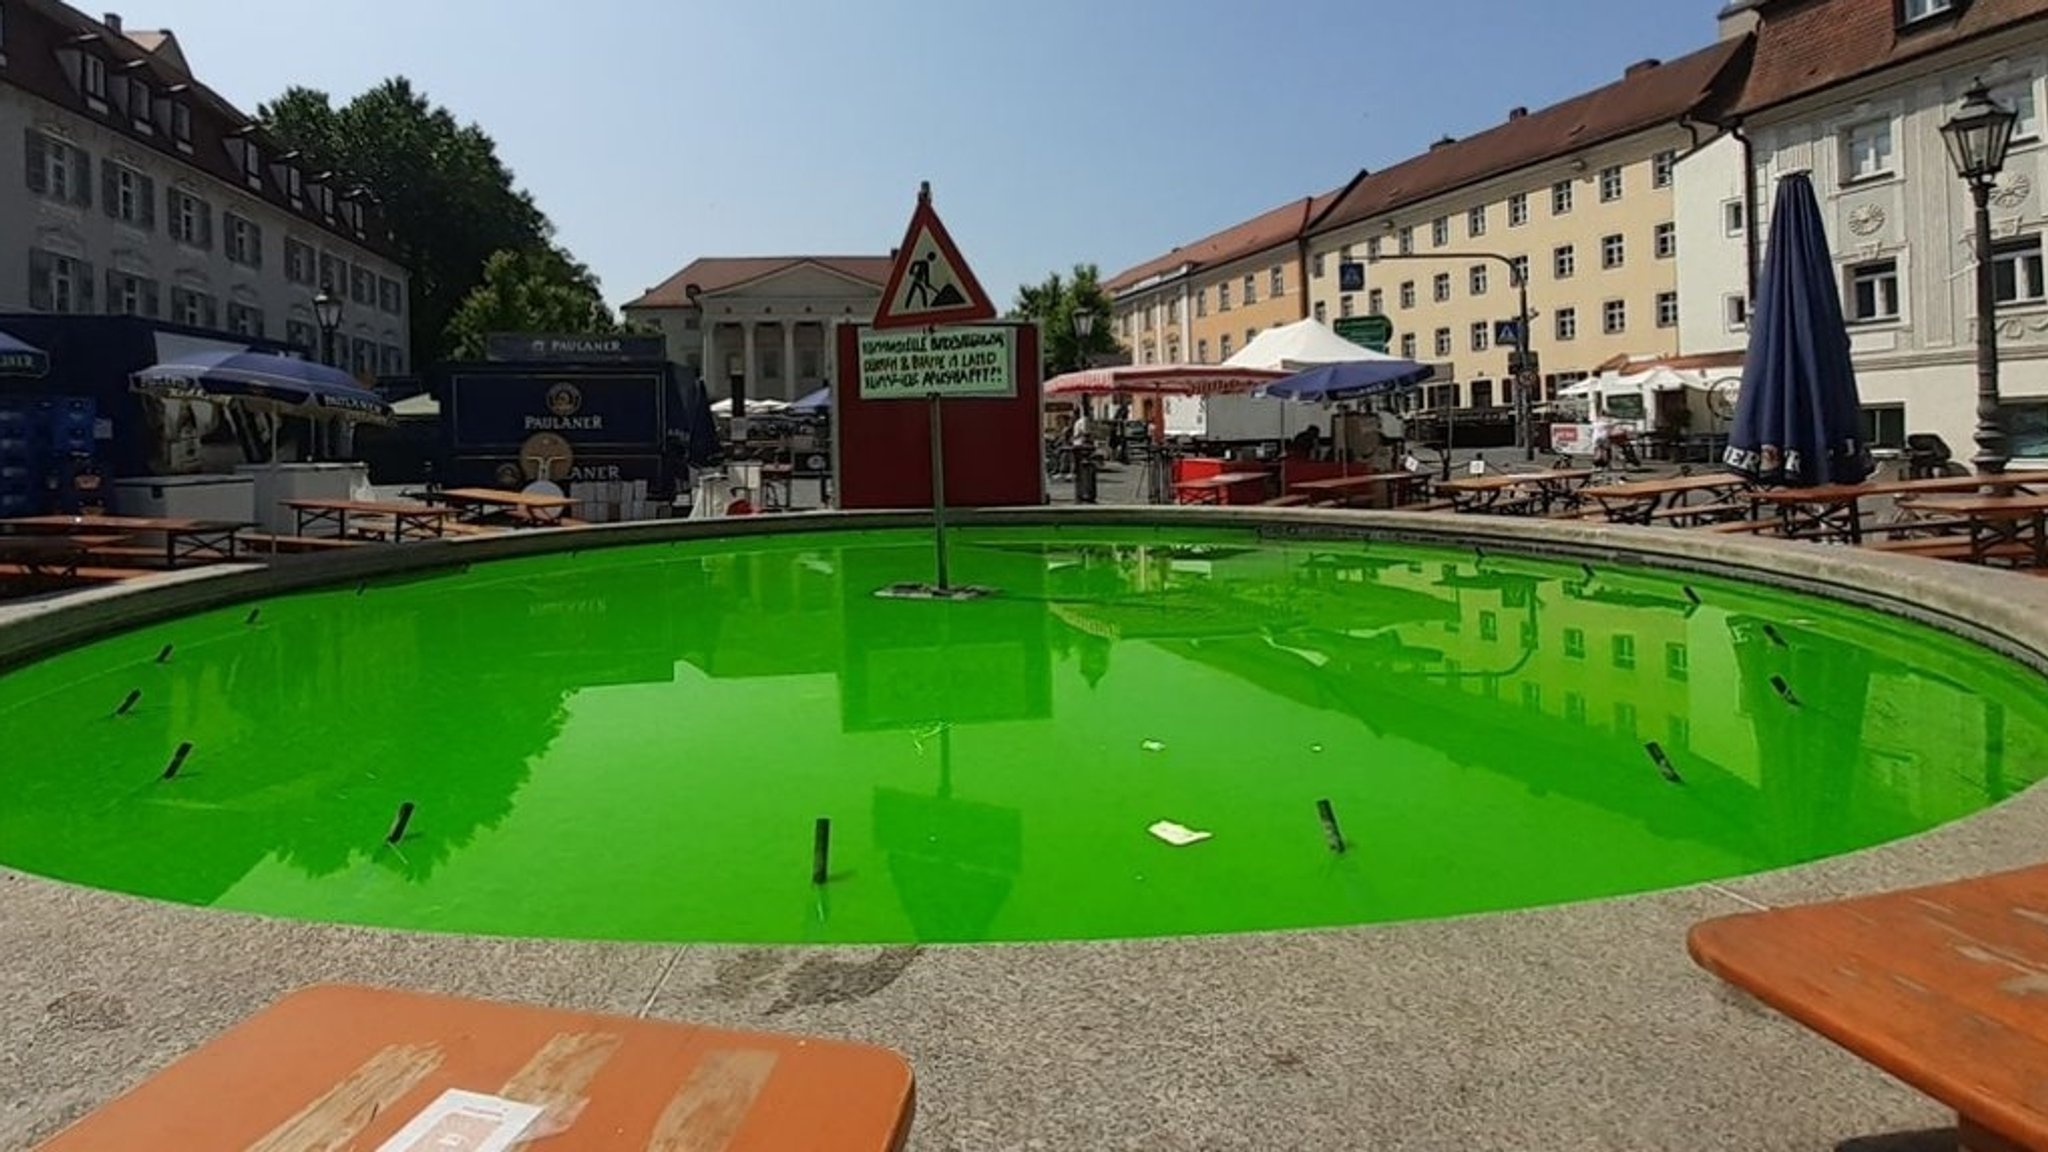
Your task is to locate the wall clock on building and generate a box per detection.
[1708,378,1741,425]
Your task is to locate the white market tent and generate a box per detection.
[1222,319,1398,372]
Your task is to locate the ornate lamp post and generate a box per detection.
[1940,80,2020,475]
[312,289,344,369]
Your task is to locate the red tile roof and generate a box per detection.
[1102,194,1330,296]
[1312,40,1748,235]
[1729,0,2048,116]
[625,256,896,309]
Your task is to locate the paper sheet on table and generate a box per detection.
[1149,820,1211,846]
[372,1089,545,1152]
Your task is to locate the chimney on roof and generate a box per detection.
[1508,106,1528,121]
[1625,58,1661,77]
[1430,135,1457,151]
[104,12,122,32]
[1717,0,1762,40]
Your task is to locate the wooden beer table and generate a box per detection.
[32,984,915,1152]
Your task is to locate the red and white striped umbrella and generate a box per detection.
[1043,364,1285,398]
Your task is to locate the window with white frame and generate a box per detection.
[82,54,106,106]
[1656,291,1679,328]
[1218,282,1232,311]
[1242,273,1256,305]
[170,286,217,329]
[1194,290,1206,318]
[1470,264,1488,295]
[1400,333,1416,358]
[1723,200,1746,236]
[1725,294,1749,330]
[1848,259,1900,322]
[285,238,315,284]
[128,81,153,133]
[1196,338,1209,363]
[1508,255,1529,285]
[1399,280,1416,309]
[24,132,86,205]
[1900,0,1954,23]
[1433,272,1451,303]
[1654,221,1677,259]
[1434,328,1452,357]
[1993,235,2046,305]
[227,302,264,337]
[1366,288,1383,314]
[1996,78,2041,141]
[27,250,86,313]
[1468,205,1487,237]
[170,189,210,248]
[1508,193,1529,227]
[1398,226,1414,256]
[1842,118,1895,181]
[1599,165,1623,202]
[170,102,191,148]
[1470,321,1490,352]
[1270,265,1285,296]
[1603,299,1627,335]
[107,270,157,317]
[1554,245,1576,279]
[107,164,153,228]
[1219,334,1232,358]
[1555,307,1578,341]
[1313,300,1327,323]
[1432,217,1449,247]
[1311,252,1325,279]
[1652,150,1677,188]
[1601,233,1625,269]
[1552,179,1574,215]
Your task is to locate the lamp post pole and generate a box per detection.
[1072,310,1098,504]
[312,290,343,369]
[1366,250,1537,465]
[1941,80,2019,478]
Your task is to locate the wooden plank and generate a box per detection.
[1689,863,2048,1151]
[243,1043,443,1152]
[500,1030,624,1140]
[646,1049,779,1152]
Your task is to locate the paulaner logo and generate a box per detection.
[525,382,604,431]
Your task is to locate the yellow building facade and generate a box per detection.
[1108,196,1321,366]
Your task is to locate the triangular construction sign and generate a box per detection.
[871,183,998,330]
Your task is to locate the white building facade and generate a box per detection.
[0,5,409,374]
[622,256,891,402]
[1678,0,2048,460]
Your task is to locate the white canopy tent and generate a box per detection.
[1222,319,1396,372]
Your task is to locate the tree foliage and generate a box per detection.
[445,248,619,360]
[1009,264,1121,375]
[259,79,607,363]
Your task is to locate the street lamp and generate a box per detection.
[312,289,344,369]
[1941,79,2020,475]
[1070,309,1099,503]
[1367,249,1537,464]
[1071,309,1096,374]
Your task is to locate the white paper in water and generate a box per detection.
[372,1089,545,1152]
[1148,820,1211,846]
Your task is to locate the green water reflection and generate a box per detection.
[0,525,2040,944]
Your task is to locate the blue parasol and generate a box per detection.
[131,349,392,422]
[1724,172,1873,487]
[1260,356,1434,402]
[0,329,50,378]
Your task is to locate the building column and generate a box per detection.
[700,323,718,388]
[782,321,798,398]
[818,320,836,387]
[741,321,758,396]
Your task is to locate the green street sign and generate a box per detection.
[1334,314,1394,354]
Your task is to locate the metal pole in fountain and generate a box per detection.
[929,387,950,591]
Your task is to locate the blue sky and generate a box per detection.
[132,0,1722,309]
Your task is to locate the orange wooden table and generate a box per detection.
[33,984,915,1152]
[1689,864,2048,1152]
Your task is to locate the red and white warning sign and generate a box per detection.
[871,182,998,331]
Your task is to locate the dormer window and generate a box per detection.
[129,81,153,134]
[169,102,190,150]
[82,55,107,108]
[1900,0,1955,25]
[241,141,262,190]
[287,167,303,204]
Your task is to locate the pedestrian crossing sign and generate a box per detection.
[871,182,998,330]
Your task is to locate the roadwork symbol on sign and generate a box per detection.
[871,181,998,330]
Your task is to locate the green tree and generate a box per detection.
[445,248,619,359]
[1009,263,1121,376]
[259,79,581,363]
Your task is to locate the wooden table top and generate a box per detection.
[1898,492,2048,516]
[1177,472,1272,488]
[1689,864,2048,1149]
[33,984,915,1152]
[1,515,244,533]
[282,498,456,516]
[432,487,578,510]
[1439,469,1595,493]
[1583,472,1750,499]
[0,534,131,556]
[1748,475,2039,505]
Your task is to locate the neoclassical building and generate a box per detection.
[622,255,893,402]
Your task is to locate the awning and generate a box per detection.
[0,329,50,379]
[1044,364,1284,397]
[131,350,392,423]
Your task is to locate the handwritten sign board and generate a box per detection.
[856,327,1016,400]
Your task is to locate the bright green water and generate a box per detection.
[1,525,2042,944]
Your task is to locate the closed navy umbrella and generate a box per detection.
[1725,173,1873,487]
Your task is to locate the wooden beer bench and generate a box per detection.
[32,984,916,1152]
[1689,863,2048,1151]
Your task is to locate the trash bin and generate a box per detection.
[1075,454,1099,504]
